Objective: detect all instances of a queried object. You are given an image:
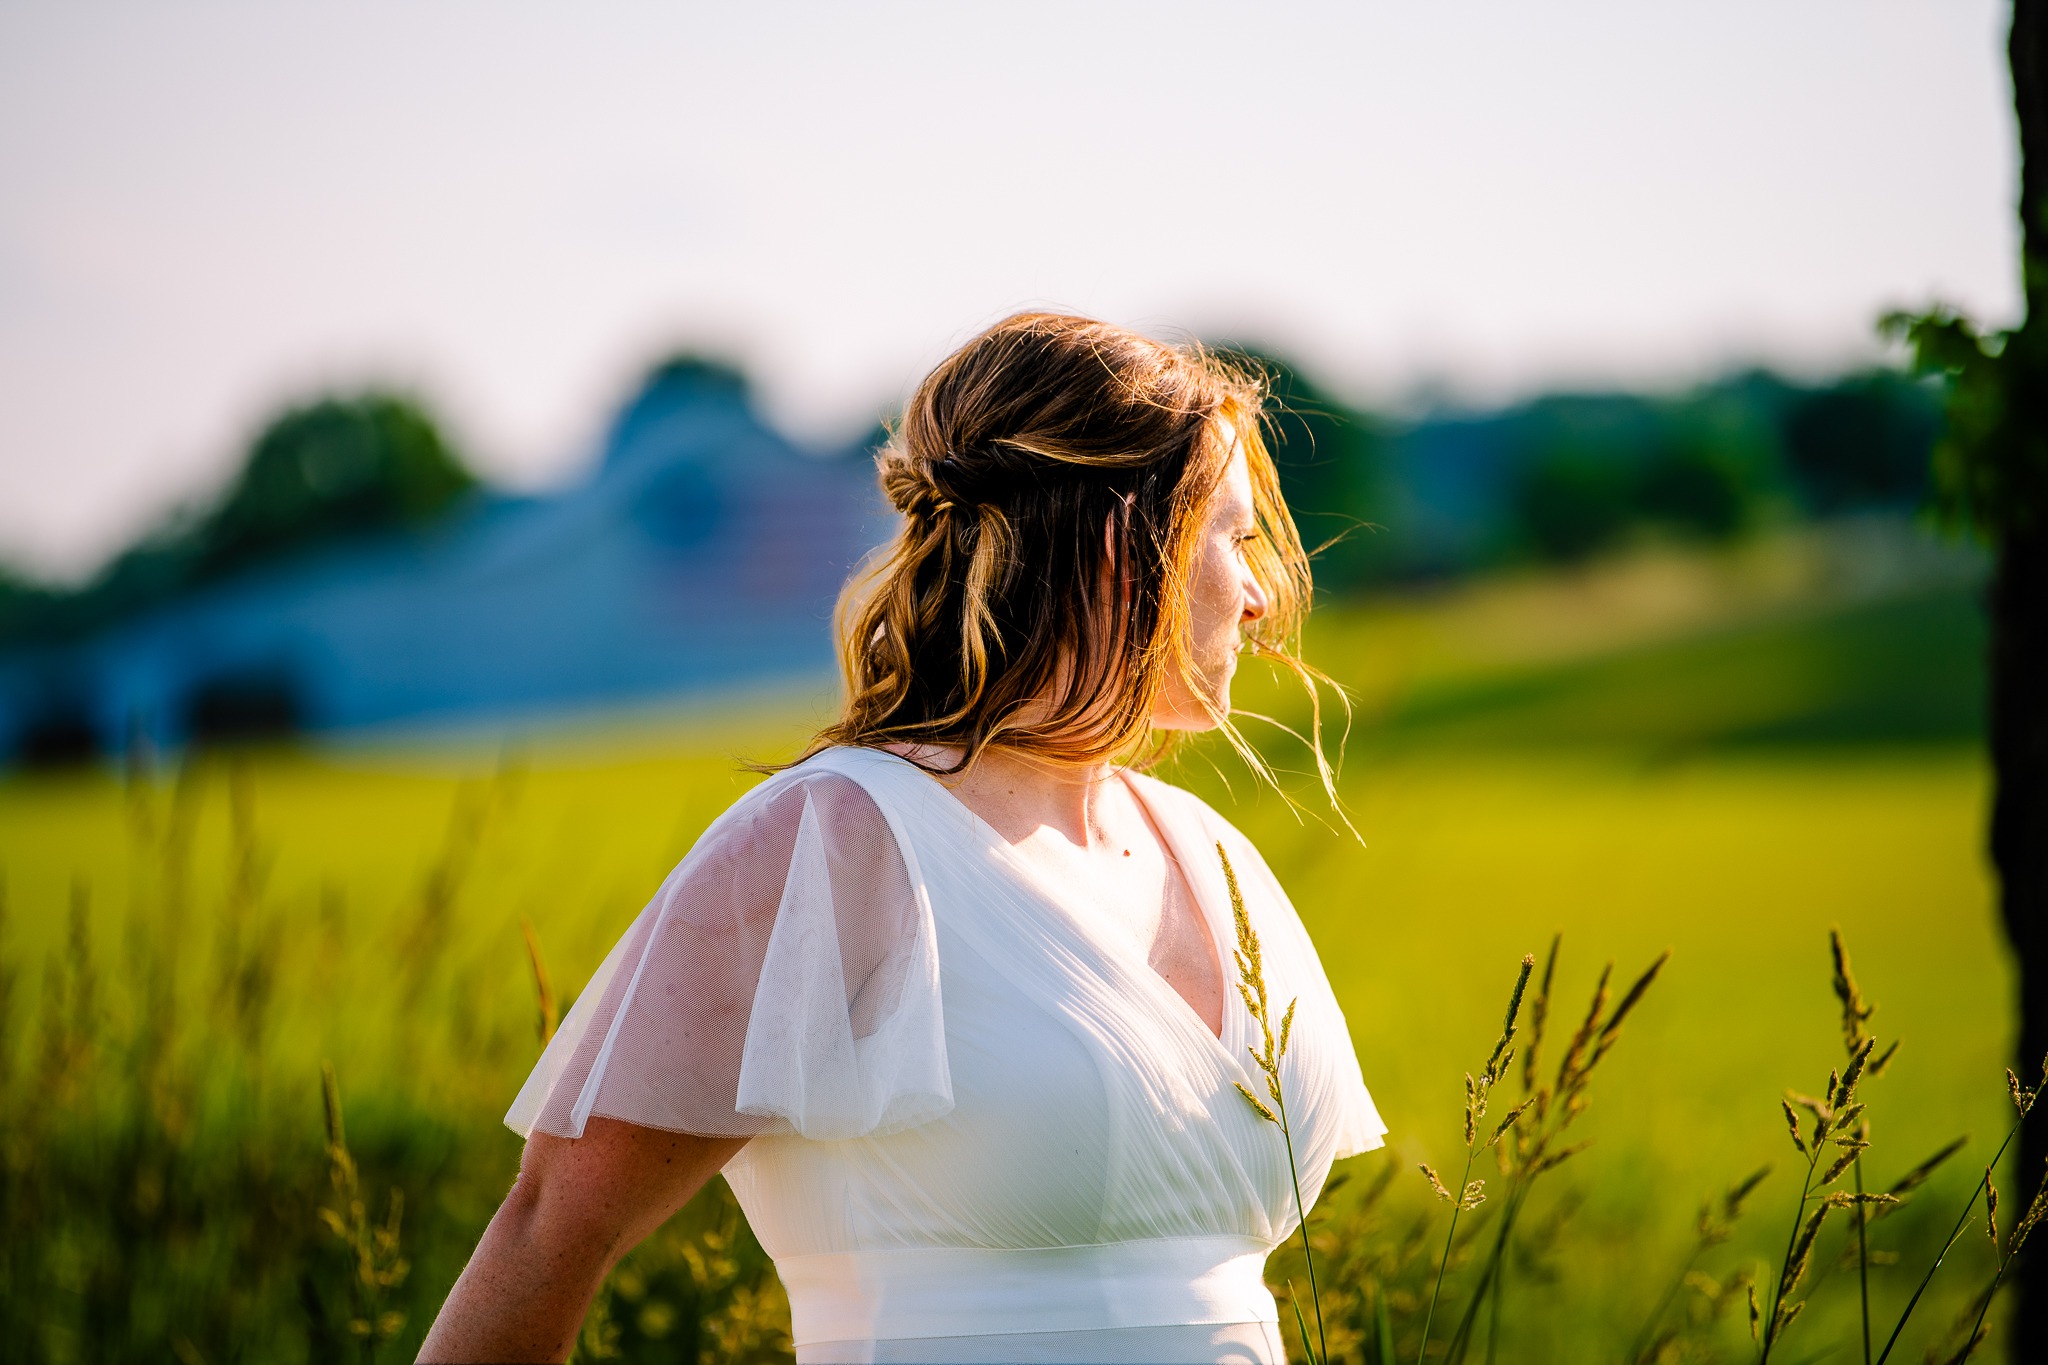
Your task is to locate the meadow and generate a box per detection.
[0,521,2017,1363]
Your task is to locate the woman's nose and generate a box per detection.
[1241,569,1270,623]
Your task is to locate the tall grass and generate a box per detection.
[0,739,2007,1362]
[1256,927,2030,1365]
[0,554,2005,1362]
[0,752,786,1363]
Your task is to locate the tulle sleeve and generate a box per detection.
[505,769,951,1142]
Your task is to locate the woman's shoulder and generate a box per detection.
[690,749,906,864]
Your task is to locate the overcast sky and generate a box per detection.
[0,0,2021,580]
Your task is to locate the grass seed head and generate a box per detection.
[1946,1324,1989,1364]
[1486,955,1535,1081]
[2009,1160,2048,1256]
[1781,1204,1833,1298]
[1596,948,1670,1046]
[1818,1144,1865,1187]
[321,1060,346,1153]
[1785,1090,1833,1121]
[1827,926,1875,1057]
[1781,1100,1809,1156]
[1235,1081,1278,1125]
[1987,1178,2000,1246]
[1531,1141,1589,1176]
[1724,1165,1772,1221]
[1823,1190,1899,1211]
[1888,1137,1969,1197]
[1837,1035,1876,1104]
[1420,1162,1455,1203]
[1490,1099,1532,1148]
[1557,963,1613,1090]
[1522,933,1560,1095]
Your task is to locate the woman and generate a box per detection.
[420,313,1385,1364]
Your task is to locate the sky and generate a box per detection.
[0,0,2022,581]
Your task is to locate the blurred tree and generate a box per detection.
[1636,442,1753,541]
[196,394,474,580]
[1888,0,2048,1347]
[1779,373,1939,515]
[0,392,474,648]
[1231,349,1390,594]
[1510,450,1637,563]
[1509,416,1760,566]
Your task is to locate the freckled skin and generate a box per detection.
[418,442,1270,1363]
[419,1119,745,1361]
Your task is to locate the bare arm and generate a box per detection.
[417,1118,748,1363]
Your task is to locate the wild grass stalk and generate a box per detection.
[1874,1061,2045,1364]
[1757,1033,1895,1362]
[318,1060,410,1362]
[1627,1166,1770,1365]
[520,917,559,1047]
[1414,953,1532,1365]
[1442,940,1669,1365]
[1218,843,1328,1365]
[1826,927,1897,1365]
[1942,1151,2048,1362]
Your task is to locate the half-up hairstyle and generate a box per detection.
[802,311,1333,790]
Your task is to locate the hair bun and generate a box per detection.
[879,441,987,522]
[876,446,939,519]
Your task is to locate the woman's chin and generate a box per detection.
[1149,685,1231,733]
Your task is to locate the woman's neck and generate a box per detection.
[907,743,1122,852]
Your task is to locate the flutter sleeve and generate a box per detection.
[505,769,950,1142]
[1208,809,1389,1164]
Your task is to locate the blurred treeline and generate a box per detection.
[1254,357,1937,588]
[0,395,475,648]
[0,358,1939,651]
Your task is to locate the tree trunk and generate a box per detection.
[1998,532,2048,1355]
[2004,2,2048,1357]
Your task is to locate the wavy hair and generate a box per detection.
[799,312,1337,796]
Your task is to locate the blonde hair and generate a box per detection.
[800,312,1337,796]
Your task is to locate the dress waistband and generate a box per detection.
[774,1235,1278,1345]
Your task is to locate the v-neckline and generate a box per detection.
[864,748,1236,1049]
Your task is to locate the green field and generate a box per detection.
[0,526,2017,1363]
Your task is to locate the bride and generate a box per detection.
[419,312,1385,1364]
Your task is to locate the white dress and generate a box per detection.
[507,745,1386,1364]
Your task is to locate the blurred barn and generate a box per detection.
[0,362,890,763]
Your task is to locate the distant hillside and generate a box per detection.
[1227,518,1987,772]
